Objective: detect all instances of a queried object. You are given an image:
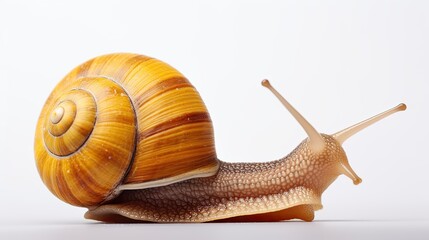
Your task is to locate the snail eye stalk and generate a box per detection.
[332,104,407,144]
[262,79,325,153]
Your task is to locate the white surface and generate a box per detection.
[2,221,429,240]
[1,0,428,239]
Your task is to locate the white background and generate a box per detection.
[1,0,428,239]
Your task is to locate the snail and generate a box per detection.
[34,53,406,222]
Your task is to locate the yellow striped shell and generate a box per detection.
[34,53,219,207]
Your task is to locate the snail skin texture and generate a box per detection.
[34,53,406,222]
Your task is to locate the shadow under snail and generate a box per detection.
[34,53,406,222]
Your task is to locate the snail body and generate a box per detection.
[34,53,406,222]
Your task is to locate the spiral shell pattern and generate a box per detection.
[35,76,137,207]
[34,53,219,207]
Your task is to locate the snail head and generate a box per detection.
[262,79,406,186]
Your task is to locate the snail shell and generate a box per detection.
[34,53,220,207]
